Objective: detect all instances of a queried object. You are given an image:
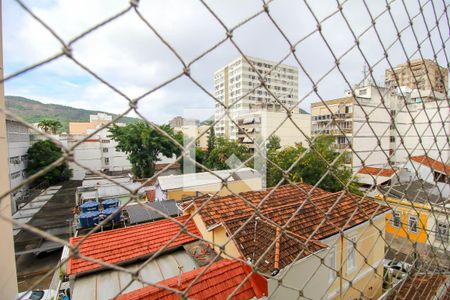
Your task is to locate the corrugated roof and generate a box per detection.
[115,259,268,300]
[156,168,260,191]
[67,215,200,275]
[410,155,450,175]
[126,201,181,224]
[357,167,396,177]
[387,274,450,300]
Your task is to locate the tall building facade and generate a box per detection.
[385,59,448,94]
[214,56,299,140]
[6,118,31,213]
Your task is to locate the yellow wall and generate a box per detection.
[375,196,429,244]
[167,177,262,201]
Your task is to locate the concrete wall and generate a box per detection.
[268,215,386,300]
[0,8,19,295]
[261,111,310,147]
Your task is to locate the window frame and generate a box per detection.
[347,236,357,274]
[391,212,402,228]
[408,215,419,233]
[328,245,337,283]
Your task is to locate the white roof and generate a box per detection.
[356,173,392,186]
[81,182,152,200]
[82,176,132,187]
[157,168,260,191]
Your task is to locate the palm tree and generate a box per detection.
[37,119,62,134]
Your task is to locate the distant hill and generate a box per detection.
[5,96,137,132]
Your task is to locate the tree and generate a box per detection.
[26,140,72,184]
[108,121,183,178]
[266,135,281,152]
[267,135,358,193]
[37,119,62,134]
[206,137,252,170]
[207,126,216,153]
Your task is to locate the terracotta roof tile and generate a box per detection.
[387,274,450,300]
[67,215,200,276]
[195,184,390,273]
[358,167,396,177]
[410,155,450,175]
[116,259,267,300]
[189,183,329,228]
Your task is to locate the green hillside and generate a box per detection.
[5,96,137,132]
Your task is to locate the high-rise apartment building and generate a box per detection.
[214,56,299,140]
[385,59,448,94]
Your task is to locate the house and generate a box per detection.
[374,180,450,253]
[382,273,450,299]
[115,259,267,299]
[64,215,267,300]
[183,183,390,299]
[126,200,181,224]
[406,155,450,197]
[154,168,262,201]
[356,167,398,190]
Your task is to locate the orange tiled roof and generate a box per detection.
[188,183,329,228]
[223,190,389,272]
[358,167,396,177]
[116,259,268,300]
[66,215,200,275]
[387,274,450,300]
[410,155,450,175]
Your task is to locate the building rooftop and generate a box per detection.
[156,168,260,191]
[310,96,354,108]
[387,274,450,300]
[67,215,200,276]
[116,259,268,300]
[187,184,390,273]
[358,167,396,178]
[126,200,181,224]
[379,180,447,205]
[410,155,450,175]
[357,167,397,186]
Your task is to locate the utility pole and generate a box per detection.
[0,1,19,298]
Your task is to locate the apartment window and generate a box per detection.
[408,215,418,233]
[328,246,337,283]
[437,222,449,242]
[347,237,357,273]
[391,212,402,228]
[101,139,110,144]
[103,148,109,153]
[21,155,28,163]
[390,136,396,143]
[359,88,367,95]
[9,156,21,164]
[10,171,21,180]
[104,158,110,165]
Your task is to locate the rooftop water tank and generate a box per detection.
[79,211,100,228]
[102,199,120,209]
[102,208,122,223]
[80,201,99,213]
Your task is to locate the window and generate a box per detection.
[104,158,110,165]
[21,155,28,163]
[328,246,337,283]
[10,171,21,180]
[103,148,109,153]
[347,237,357,273]
[391,212,401,228]
[9,156,21,164]
[437,222,449,242]
[101,139,110,144]
[408,216,418,233]
[390,136,396,143]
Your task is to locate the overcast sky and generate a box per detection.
[3,0,448,124]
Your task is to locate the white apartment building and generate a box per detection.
[6,118,31,213]
[237,110,311,150]
[63,113,132,180]
[214,56,299,140]
[311,81,449,172]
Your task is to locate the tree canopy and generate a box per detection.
[37,119,62,134]
[26,140,72,184]
[206,137,252,170]
[108,121,183,178]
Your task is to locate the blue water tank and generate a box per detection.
[79,211,100,227]
[102,208,122,223]
[80,201,99,212]
[102,199,120,209]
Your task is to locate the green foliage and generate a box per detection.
[26,140,72,184]
[266,135,281,152]
[267,135,358,193]
[206,137,252,170]
[207,126,216,153]
[109,121,182,178]
[38,119,62,134]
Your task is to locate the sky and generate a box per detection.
[3,0,448,124]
